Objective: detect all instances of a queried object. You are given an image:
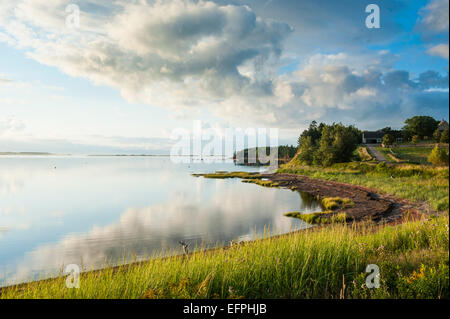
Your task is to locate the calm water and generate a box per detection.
[0,156,321,286]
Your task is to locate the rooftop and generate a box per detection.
[363,131,385,139]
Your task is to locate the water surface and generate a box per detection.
[0,156,321,286]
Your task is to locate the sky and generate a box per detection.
[0,0,448,154]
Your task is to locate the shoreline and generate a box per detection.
[194,171,429,224]
[1,171,429,293]
[0,209,422,294]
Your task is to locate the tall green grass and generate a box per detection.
[2,215,448,299]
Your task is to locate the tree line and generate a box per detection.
[382,115,449,146]
[297,116,449,167]
[233,145,297,165]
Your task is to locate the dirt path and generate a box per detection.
[367,144,390,163]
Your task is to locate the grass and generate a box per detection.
[375,147,404,163]
[2,214,448,299]
[284,211,348,224]
[375,146,449,165]
[192,172,262,179]
[321,197,355,210]
[278,161,449,212]
[357,146,374,162]
[242,179,280,188]
[192,172,280,187]
[284,196,354,224]
[393,147,448,165]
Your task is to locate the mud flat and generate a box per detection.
[194,172,427,224]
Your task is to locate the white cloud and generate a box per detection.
[419,0,449,33]
[418,0,449,60]
[0,0,294,122]
[0,0,448,132]
[428,43,449,59]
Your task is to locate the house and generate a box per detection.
[362,131,384,144]
[438,120,449,132]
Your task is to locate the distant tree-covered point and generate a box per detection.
[233,145,297,166]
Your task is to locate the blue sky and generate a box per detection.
[0,0,448,154]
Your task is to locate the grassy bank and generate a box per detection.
[2,214,448,299]
[375,146,449,165]
[278,161,449,212]
[357,146,375,162]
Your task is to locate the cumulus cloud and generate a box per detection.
[211,52,449,128]
[418,0,449,60]
[428,43,449,59]
[0,0,448,131]
[419,0,449,33]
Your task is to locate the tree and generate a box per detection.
[411,135,420,145]
[297,136,315,165]
[428,146,449,166]
[382,134,394,146]
[315,125,336,167]
[433,129,442,142]
[297,121,322,147]
[277,145,297,160]
[403,116,439,139]
[379,127,392,134]
[440,129,449,144]
[297,122,360,167]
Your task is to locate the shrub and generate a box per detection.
[440,129,449,144]
[411,135,420,145]
[382,134,394,146]
[433,129,442,142]
[375,161,387,170]
[427,146,449,166]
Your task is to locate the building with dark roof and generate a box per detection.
[362,131,385,144]
[362,130,404,144]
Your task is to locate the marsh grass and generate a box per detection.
[284,211,348,224]
[278,161,449,212]
[321,197,355,210]
[1,214,448,299]
[192,172,262,179]
[242,179,280,187]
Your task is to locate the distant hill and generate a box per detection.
[0,152,55,156]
